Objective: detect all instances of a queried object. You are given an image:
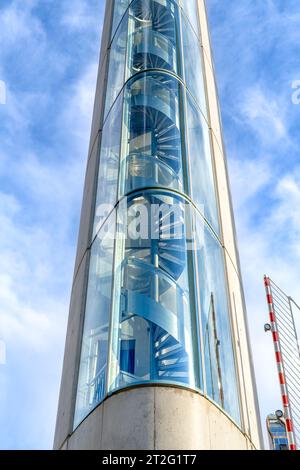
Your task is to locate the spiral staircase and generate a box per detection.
[118,191,191,386]
[130,0,178,74]
[118,0,193,385]
[123,73,183,195]
[88,0,192,403]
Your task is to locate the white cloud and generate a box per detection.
[0,0,100,448]
[59,62,98,143]
[0,190,65,345]
[229,157,271,211]
[61,0,101,31]
[240,86,289,146]
[230,157,300,446]
[0,58,97,352]
[0,0,44,50]
[274,171,300,230]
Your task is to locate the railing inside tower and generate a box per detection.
[118,195,192,387]
[264,276,300,450]
[130,0,178,75]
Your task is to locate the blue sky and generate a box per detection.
[0,0,300,450]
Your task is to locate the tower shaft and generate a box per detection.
[54,0,262,450]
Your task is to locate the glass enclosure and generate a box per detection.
[74,0,241,430]
[105,0,207,121]
[94,94,123,236]
[119,72,185,197]
[195,217,240,424]
[186,95,219,233]
[74,213,115,429]
[108,191,201,393]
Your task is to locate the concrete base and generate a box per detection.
[59,386,256,450]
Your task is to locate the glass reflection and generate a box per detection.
[108,192,200,393]
[74,214,115,428]
[182,13,207,117]
[112,0,130,39]
[105,16,127,118]
[94,95,122,236]
[74,0,242,431]
[186,95,219,233]
[180,0,200,37]
[108,0,206,121]
[119,72,184,196]
[195,216,241,425]
[127,0,180,77]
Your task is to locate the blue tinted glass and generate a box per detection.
[74,0,242,431]
[195,218,241,424]
[108,192,201,392]
[182,13,207,117]
[74,214,115,428]
[127,0,180,78]
[105,15,127,118]
[180,0,200,37]
[186,95,219,233]
[119,72,185,197]
[94,95,122,236]
[112,0,130,38]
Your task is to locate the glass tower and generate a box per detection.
[54,0,262,450]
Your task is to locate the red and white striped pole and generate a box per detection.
[264,276,297,451]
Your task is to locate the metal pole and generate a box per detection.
[264,276,297,451]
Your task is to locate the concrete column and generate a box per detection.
[63,386,255,450]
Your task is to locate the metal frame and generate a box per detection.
[264,276,300,451]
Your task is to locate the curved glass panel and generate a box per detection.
[180,0,200,37]
[195,216,241,425]
[105,16,128,119]
[107,0,206,119]
[182,13,207,117]
[112,0,130,39]
[127,0,180,78]
[108,191,200,393]
[94,94,122,237]
[74,0,242,430]
[119,72,185,197]
[186,94,219,233]
[74,213,115,428]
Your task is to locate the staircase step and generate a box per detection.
[155,333,178,350]
[158,357,188,372]
[156,346,187,361]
